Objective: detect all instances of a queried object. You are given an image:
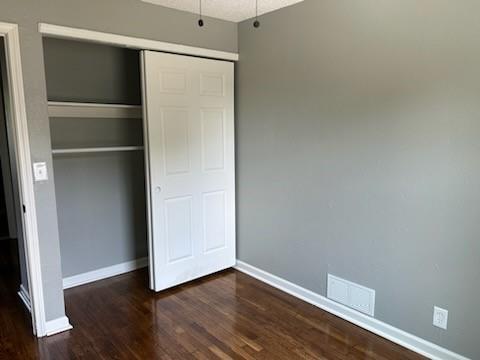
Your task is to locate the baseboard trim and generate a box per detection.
[235,260,469,360]
[45,316,73,336]
[63,257,148,289]
[17,284,31,312]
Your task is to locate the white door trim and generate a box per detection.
[0,22,47,336]
[38,23,239,62]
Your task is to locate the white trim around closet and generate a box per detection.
[0,22,48,336]
[38,23,239,62]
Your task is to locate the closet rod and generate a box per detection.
[48,101,142,119]
[52,146,144,155]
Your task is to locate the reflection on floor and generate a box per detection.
[0,267,425,359]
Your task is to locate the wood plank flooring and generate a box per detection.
[0,268,425,359]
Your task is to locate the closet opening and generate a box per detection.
[0,37,32,330]
[42,38,149,291]
[42,31,235,326]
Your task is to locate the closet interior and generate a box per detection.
[43,38,148,282]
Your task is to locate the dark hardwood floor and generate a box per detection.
[0,267,425,359]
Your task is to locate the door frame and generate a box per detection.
[0,22,47,336]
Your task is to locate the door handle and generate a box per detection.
[155,186,162,193]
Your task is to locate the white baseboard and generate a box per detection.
[235,260,469,360]
[63,257,148,289]
[45,316,73,336]
[18,284,72,336]
[17,284,31,312]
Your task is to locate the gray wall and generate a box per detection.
[44,38,141,105]
[237,1,480,358]
[53,152,147,277]
[0,0,237,322]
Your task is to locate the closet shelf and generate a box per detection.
[52,146,144,155]
[48,101,142,119]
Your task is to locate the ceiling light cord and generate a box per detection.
[197,1,259,29]
[254,0,260,28]
[198,0,204,27]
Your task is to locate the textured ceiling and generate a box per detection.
[141,0,304,22]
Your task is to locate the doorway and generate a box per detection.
[0,36,32,329]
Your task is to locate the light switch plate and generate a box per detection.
[33,162,48,182]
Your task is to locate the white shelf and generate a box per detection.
[48,101,142,119]
[52,146,144,155]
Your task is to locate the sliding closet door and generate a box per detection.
[142,51,235,291]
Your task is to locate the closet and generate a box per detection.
[44,38,148,282]
[43,38,235,291]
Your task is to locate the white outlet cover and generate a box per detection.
[433,306,448,330]
[33,162,48,182]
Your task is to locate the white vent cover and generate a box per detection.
[141,0,305,23]
[327,274,376,317]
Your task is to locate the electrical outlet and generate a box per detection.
[433,306,448,330]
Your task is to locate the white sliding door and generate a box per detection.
[142,51,235,291]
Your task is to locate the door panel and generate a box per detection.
[162,108,190,175]
[165,196,193,263]
[142,51,235,291]
[203,190,226,253]
[201,109,225,172]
